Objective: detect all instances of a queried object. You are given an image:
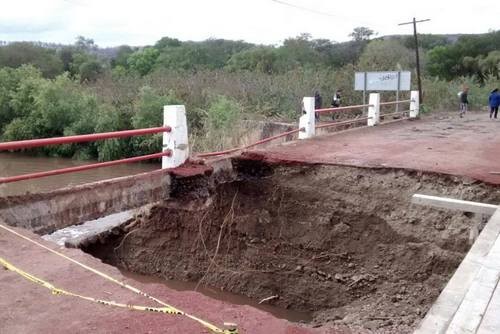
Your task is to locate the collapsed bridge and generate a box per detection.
[1,94,500,334]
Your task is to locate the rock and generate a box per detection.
[409,217,420,225]
[434,223,446,231]
[347,262,355,268]
[295,265,303,272]
[304,266,315,274]
[317,270,327,277]
[333,222,351,233]
[258,210,271,224]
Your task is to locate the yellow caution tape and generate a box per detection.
[0,224,238,334]
[0,257,182,314]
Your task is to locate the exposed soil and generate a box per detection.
[82,161,500,333]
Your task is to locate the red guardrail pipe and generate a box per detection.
[0,127,171,151]
[315,117,370,129]
[379,99,411,106]
[197,128,302,158]
[0,151,171,184]
[315,104,372,114]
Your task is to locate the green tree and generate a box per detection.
[111,45,135,68]
[426,45,461,79]
[7,66,45,123]
[479,50,500,80]
[58,46,76,72]
[349,27,375,42]
[277,34,321,69]
[2,71,100,159]
[0,42,63,77]
[79,59,104,82]
[206,95,241,130]
[226,47,278,73]
[0,67,21,128]
[127,48,160,76]
[358,39,414,70]
[154,37,182,50]
[130,86,181,155]
[426,30,500,80]
[95,104,132,161]
[75,36,98,53]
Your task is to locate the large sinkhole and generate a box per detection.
[81,161,500,333]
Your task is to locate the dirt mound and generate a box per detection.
[83,163,500,333]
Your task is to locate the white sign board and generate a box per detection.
[355,71,411,91]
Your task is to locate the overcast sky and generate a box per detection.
[0,0,498,47]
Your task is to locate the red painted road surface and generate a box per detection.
[244,113,500,185]
[0,226,334,334]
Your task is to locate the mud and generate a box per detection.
[83,161,500,333]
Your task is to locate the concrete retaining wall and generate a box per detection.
[0,169,171,235]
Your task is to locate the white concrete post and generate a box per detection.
[298,97,315,139]
[367,93,380,126]
[410,90,420,118]
[162,105,189,169]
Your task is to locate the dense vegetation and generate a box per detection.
[0,29,498,160]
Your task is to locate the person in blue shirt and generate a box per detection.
[489,88,500,119]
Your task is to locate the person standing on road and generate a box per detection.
[331,89,342,120]
[458,86,469,118]
[314,91,322,122]
[488,88,499,119]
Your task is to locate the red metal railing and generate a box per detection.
[198,128,303,158]
[0,99,412,183]
[0,127,171,151]
[380,110,411,117]
[315,117,371,129]
[315,103,372,115]
[0,127,172,184]
[379,99,411,106]
[0,152,171,184]
[199,98,410,158]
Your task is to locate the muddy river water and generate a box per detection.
[121,270,313,323]
[0,152,159,196]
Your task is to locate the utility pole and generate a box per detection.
[398,18,430,103]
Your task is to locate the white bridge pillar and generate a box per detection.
[299,97,315,139]
[162,105,189,169]
[367,93,380,126]
[410,90,420,118]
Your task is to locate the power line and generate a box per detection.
[269,0,395,33]
[270,0,336,18]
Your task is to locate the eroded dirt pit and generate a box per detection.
[81,161,500,333]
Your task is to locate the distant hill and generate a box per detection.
[0,32,490,56]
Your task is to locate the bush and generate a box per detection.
[130,86,181,155]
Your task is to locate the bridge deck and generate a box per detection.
[244,113,500,185]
